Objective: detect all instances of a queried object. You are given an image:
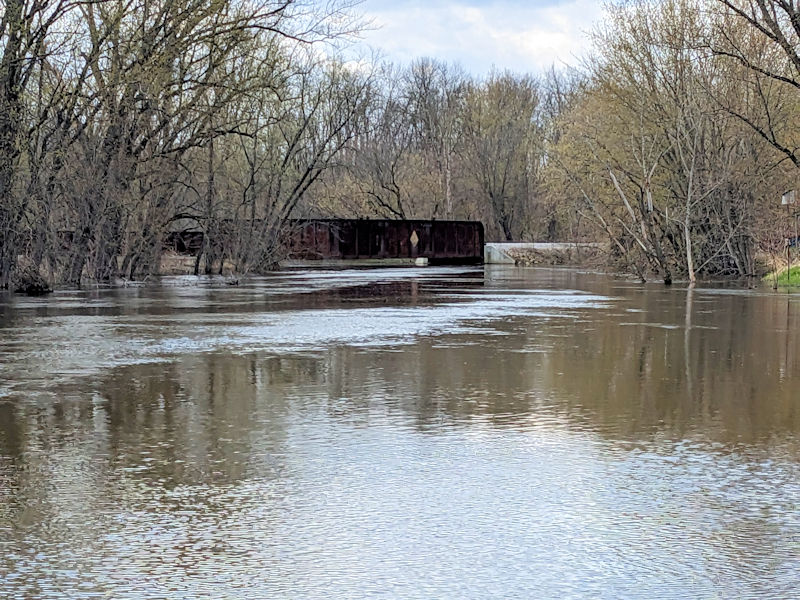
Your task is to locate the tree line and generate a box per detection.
[1,0,798,288]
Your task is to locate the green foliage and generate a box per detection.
[763,265,800,288]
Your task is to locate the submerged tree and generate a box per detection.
[0,0,365,287]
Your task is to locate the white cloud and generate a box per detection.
[354,0,604,74]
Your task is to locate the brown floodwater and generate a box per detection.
[0,266,798,598]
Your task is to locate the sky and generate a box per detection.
[354,0,605,74]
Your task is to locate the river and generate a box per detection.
[1,266,798,598]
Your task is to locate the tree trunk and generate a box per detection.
[444,154,452,218]
[0,0,24,289]
[66,228,91,285]
[204,138,215,275]
[641,190,671,285]
[684,219,695,283]
[500,213,514,242]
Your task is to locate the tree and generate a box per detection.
[0,0,85,288]
[0,0,365,286]
[552,0,785,282]
[348,63,416,219]
[711,0,800,167]
[406,58,466,219]
[220,54,373,272]
[463,72,541,241]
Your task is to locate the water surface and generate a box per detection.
[1,267,798,598]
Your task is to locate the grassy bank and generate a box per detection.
[763,265,800,288]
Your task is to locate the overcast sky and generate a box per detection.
[354,0,605,74]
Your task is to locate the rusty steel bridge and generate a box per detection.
[166,219,485,266]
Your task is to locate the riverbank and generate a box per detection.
[763,265,800,288]
[4,245,790,293]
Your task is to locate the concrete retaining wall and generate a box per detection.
[484,242,602,264]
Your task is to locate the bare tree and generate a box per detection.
[347,63,415,219]
[406,58,466,219]
[0,0,88,288]
[711,0,800,167]
[463,72,541,241]
[218,54,373,273]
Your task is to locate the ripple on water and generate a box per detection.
[2,419,797,599]
[0,268,798,599]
